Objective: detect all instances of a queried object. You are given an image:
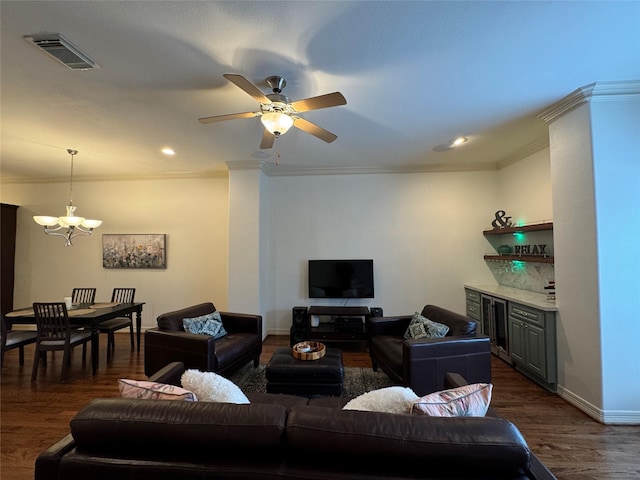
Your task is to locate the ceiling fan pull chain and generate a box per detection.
[276,151,281,166]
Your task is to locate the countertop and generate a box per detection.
[464,284,557,311]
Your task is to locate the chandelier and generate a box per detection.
[33,149,102,246]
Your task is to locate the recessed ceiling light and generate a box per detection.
[161,147,175,155]
[450,137,467,147]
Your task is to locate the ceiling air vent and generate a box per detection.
[24,33,99,70]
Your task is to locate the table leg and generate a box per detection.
[90,326,99,375]
[136,308,142,352]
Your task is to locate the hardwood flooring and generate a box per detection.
[1,335,638,480]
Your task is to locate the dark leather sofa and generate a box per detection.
[144,302,262,377]
[368,304,492,395]
[35,361,556,480]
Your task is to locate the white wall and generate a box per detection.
[3,158,553,336]
[265,170,500,335]
[549,93,640,423]
[498,148,553,225]
[591,97,640,417]
[2,176,229,327]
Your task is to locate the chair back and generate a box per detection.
[72,288,97,306]
[1,316,8,347]
[33,302,71,343]
[111,288,136,304]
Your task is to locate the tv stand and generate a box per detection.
[300,306,371,344]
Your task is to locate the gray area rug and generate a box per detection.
[229,364,395,397]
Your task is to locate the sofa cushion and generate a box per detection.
[214,332,260,369]
[404,312,450,339]
[343,386,419,414]
[411,383,493,417]
[118,379,197,401]
[181,369,249,404]
[183,311,227,339]
[156,302,216,331]
[286,406,532,475]
[70,398,287,454]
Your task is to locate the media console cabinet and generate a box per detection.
[290,306,377,346]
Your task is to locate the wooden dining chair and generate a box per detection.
[1,317,37,368]
[71,288,97,306]
[99,288,136,360]
[31,302,93,382]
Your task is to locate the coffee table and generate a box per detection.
[265,346,344,396]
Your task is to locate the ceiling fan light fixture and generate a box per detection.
[261,112,294,136]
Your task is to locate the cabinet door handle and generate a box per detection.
[513,308,537,319]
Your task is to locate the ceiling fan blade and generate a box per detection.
[198,111,259,124]
[293,117,338,143]
[223,74,272,104]
[260,129,275,149]
[290,92,346,113]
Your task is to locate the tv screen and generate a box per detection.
[308,259,374,299]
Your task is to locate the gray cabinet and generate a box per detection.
[508,302,557,391]
[464,286,557,392]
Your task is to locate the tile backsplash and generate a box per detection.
[487,260,554,294]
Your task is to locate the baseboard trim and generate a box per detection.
[557,384,640,425]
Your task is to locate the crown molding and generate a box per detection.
[259,161,501,177]
[0,170,228,184]
[538,80,640,124]
[497,137,550,169]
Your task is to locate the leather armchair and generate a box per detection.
[367,304,491,396]
[144,302,262,377]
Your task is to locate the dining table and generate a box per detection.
[4,302,145,375]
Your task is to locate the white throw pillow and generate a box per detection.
[343,386,419,414]
[181,369,249,404]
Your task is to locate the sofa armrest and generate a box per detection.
[147,361,186,386]
[443,372,469,389]
[219,311,262,336]
[144,328,216,376]
[367,315,412,337]
[35,433,76,480]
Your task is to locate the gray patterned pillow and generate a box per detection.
[404,312,449,339]
[183,311,227,339]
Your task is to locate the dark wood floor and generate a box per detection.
[1,335,638,480]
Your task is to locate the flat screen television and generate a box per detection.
[308,259,374,298]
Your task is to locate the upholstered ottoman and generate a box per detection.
[266,347,344,396]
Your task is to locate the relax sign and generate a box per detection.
[514,244,548,256]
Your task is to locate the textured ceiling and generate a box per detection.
[1,1,638,181]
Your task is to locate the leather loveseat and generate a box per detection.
[368,304,492,395]
[144,302,262,377]
[35,362,556,480]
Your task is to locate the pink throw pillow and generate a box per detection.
[118,379,197,401]
[411,383,492,417]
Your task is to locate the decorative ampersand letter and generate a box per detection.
[491,210,512,229]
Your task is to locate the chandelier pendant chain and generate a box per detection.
[68,148,77,207]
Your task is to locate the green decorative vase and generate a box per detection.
[497,245,513,255]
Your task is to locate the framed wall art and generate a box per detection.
[102,234,166,269]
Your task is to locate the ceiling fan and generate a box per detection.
[198,74,347,149]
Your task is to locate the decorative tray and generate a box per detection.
[292,341,326,361]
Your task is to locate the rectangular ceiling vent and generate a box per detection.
[24,33,99,70]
